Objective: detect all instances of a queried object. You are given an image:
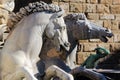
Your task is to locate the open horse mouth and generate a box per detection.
[56,42,70,54]
[60,43,70,52]
[101,34,113,43]
[58,41,70,52]
[101,36,108,43]
[100,32,113,42]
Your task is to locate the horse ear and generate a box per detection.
[50,8,64,20]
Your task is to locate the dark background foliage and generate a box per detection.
[13,0,52,12]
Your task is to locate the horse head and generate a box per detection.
[64,13,113,42]
[76,19,113,42]
[88,22,113,42]
[45,9,70,52]
[7,1,70,52]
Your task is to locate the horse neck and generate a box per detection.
[5,13,48,52]
[11,12,47,32]
[67,29,78,54]
[67,21,88,39]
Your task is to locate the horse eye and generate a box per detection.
[59,26,65,32]
[62,26,66,30]
[105,29,109,32]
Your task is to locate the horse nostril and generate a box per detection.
[107,33,114,38]
[64,42,70,47]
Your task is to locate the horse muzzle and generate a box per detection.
[107,33,114,38]
[60,42,70,51]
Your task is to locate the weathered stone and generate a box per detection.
[111,20,120,30]
[83,43,111,52]
[100,14,115,20]
[97,43,110,50]
[86,0,98,3]
[82,3,86,12]
[107,37,114,43]
[77,42,84,52]
[79,40,89,43]
[59,2,69,14]
[86,0,90,3]
[70,0,86,2]
[96,4,110,13]
[113,0,120,5]
[83,4,96,13]
[115,14,120,20]
[83,43,97,52]
[87,13,99,20]
[112,30,120,42]
[103,20,112,29]
[70,3,83,12]
[114,43,120,49]
[110,43,120,51]
[89,39,101,42]
[111,5,120,14]
[90,0,98,3]
[114,34,120,43]
[99,0,112,4]
[77,52,84,64]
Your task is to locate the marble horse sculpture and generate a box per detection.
[64,13,113,69]
[38,13,114,70]
[37,13,113,80]
[0,1,70,80]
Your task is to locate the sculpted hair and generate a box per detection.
[64,13,87,21]
[8,1,62,30]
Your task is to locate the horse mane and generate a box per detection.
[97,48,120,69]
[64,13,88,33]
[64,13,86,21]
[7,1,62,31]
